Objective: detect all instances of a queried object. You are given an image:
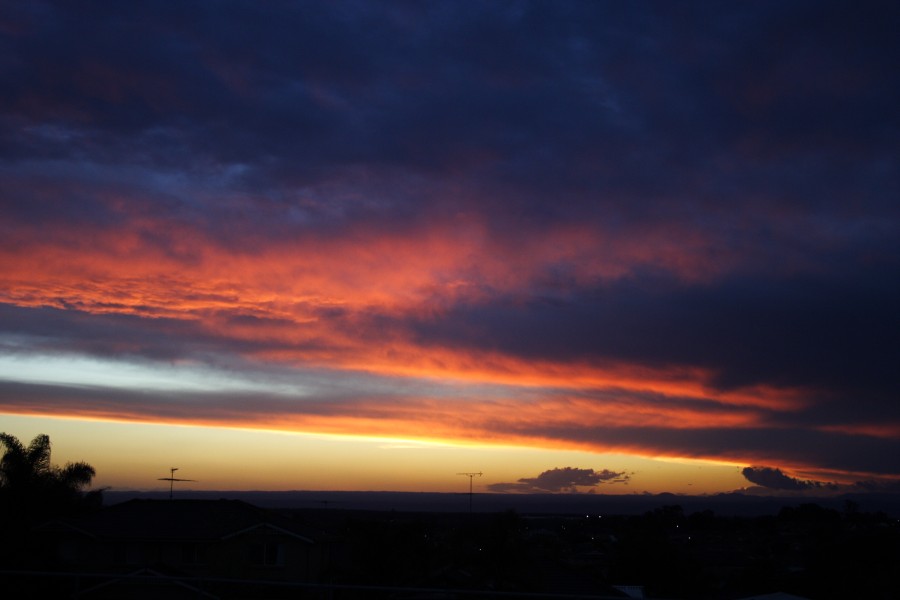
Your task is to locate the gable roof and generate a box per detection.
[42,499,317,543]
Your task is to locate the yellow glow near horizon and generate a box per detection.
[1,413,747,495]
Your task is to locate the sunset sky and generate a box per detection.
[1,1,898,496]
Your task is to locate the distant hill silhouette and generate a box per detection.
[102,489,900,517]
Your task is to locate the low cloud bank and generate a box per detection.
[741,466,900,496]
[741,466,835,491]
[489,467,630,493]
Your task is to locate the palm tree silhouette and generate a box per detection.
[1,433,97,568]
[0,432,96,517]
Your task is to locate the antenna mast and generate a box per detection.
[457,472,483,514]
[157,467,197,500]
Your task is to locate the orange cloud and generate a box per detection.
[0,209,832,474]
[1,205,738,317]
[2,215,814,374]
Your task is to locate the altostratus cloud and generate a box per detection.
[488,467,631,493]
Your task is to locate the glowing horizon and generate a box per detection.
[3,413,752,496]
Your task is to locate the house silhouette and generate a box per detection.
[34,499,335,598]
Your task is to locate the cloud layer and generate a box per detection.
[1,1,899,484]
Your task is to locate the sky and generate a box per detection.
[1,1,898,497]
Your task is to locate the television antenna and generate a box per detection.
[158,467,196,500]
[457,472,482,514]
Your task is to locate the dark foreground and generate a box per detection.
[2,493,899,599]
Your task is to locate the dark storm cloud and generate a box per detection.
[488,467,630,493]
[408,263,900,419]
[525,424,900,477]
[3,1,896,223]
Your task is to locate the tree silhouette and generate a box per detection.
[0,433,101,570]
[0,432,98,522]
